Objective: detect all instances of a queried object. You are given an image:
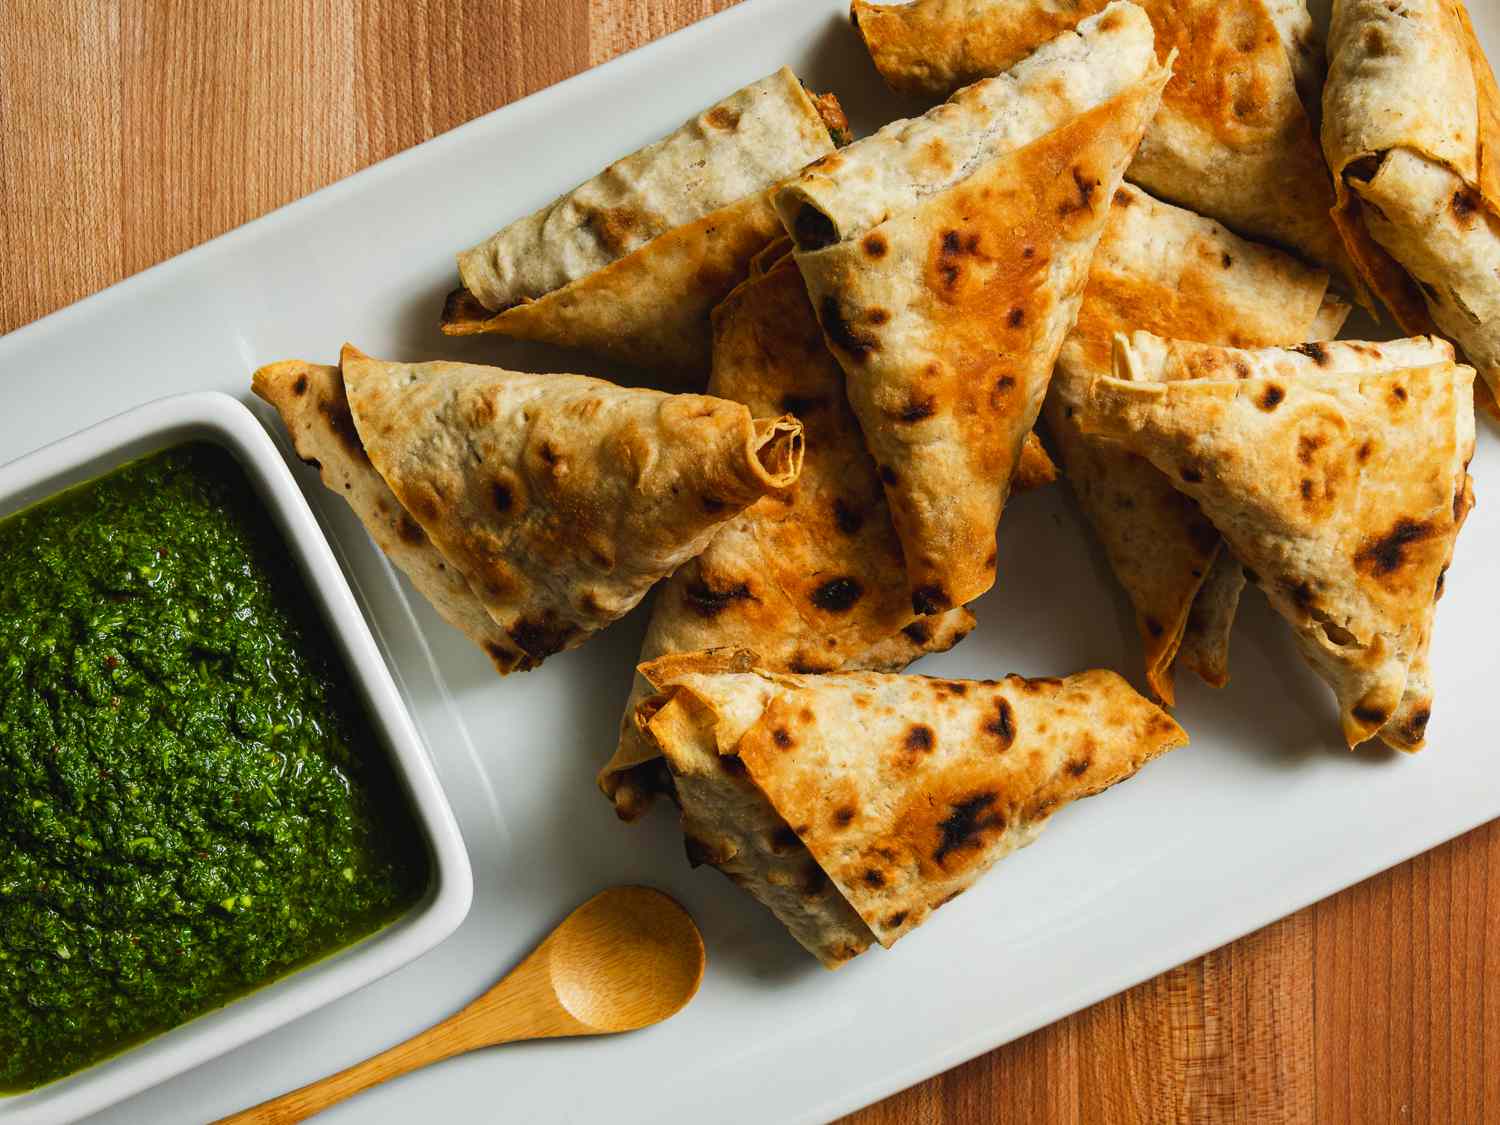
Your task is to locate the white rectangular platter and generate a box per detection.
[2,1,1495,1121]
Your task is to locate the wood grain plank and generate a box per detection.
[0,0,123,331]
[1203,914,1315,1125]
[1,6,1497,1125]
[989,1017,1080,1125]
[116,1,356,277]
[1314,826,1498,1125]
[836,928,1312,1125]
[1098,966,1189,1123]
[1485,823,1500,1125]
[586,0,734,66]
[356,0,593,165]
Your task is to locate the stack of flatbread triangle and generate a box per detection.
[249,0,1493,969]
[601,3,1200,962]
[254,346,803,672]
[635,651,1186,966]
[1080,330,1476,750]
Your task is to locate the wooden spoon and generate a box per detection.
[217,886,705,1124]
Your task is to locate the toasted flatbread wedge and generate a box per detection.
[1041,183,1342,704]
[849,0,1360,297]
[1112,331,1472,744]
[602,248,1009,820]
[1081,333,1476,749]
[440,69,847,379]
[778,3,1169,614]
[252,360,514,672]
[337,346,803,671]
[1323,0,1500,408]
[636,652,1186,965]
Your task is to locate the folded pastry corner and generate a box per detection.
[781,1,1170,616]
[440,68,848,378]
[1080,331,1475,750]
[1322,0,1500,408]
[636,652,1186,964]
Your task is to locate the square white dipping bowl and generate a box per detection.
[0,391,472,1125]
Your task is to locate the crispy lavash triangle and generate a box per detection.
[338,345,803,671]
[777,3,1169,614]
[251,360,514,673]
[440,68,845,379]
[1322,0,1500,413]
[636,653,1186,963]
[600,244,1060,820]
[848,0,1363,300]
[1111,331,1472,748]
[440,190,786,379]
[1040,182,1343,705]
[1081,332,1476,749]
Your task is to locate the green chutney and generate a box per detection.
[0,443,428,1092]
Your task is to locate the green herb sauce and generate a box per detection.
[0,443,428,1092]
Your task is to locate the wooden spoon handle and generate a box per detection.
[213,1022,468,1125]
[214,944,577,1124]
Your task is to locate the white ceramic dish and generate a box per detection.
[0,393,472,1125]
[0,2,1494,1122]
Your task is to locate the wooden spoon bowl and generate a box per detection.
[548,885,705,1033]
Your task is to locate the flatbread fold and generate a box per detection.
[637,653,1186,964]
[1041,182,1342,704]
[849,0,1360,297]
[330,346,803,671]
[1081,332,1475,749]
[779,2,1170,614]
[633,649,879,967]
[440,68,846,378]
[1322,0,1500,408]
[602,248,1018,820]
[1175,547,1249,689]
[252,360,514,672]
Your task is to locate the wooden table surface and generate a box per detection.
[3,3,1496,1122]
